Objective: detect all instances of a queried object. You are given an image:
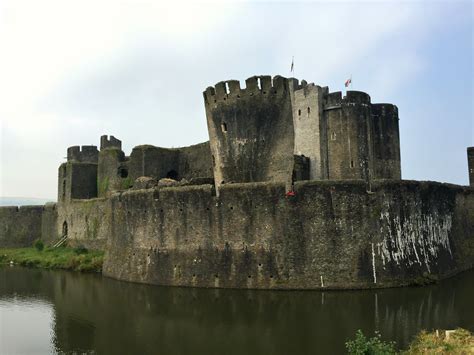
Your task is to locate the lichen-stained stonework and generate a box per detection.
[1,75,473,290]
[101,180,474,289]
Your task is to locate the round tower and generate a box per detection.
[323,91,372,181]
[371,103,401,179]
[203,75,295,193]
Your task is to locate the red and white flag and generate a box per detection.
[345,77,352,87]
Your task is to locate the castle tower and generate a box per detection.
[204,76,296,193]
[322,91,373,181]
[371,104,401,179]
[468,147,474,186]
[203,76,402,193]
[98,135,128,197]
[58,145,99,202]
[290,82,329,180]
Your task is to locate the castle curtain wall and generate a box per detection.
[102,180,474,289]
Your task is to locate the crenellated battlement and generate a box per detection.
[344,91,371,105]
[372,103,398,117]
[100,135,122,151]
[324,90,371,108]
[324,91,343,107]
[293,82,328,100]
[204,75,299,105]
[67,145,99,163]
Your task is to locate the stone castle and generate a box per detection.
[1,75,473,290]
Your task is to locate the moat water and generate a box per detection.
[1,267,473,355]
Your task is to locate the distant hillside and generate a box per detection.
[0,197,55,207]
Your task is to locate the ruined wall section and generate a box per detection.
[290,83,328,180]
[323,91,373,181]
[56,198,111,250]
[0,206,44,247]
[468,147,474,187]
[371,104,401,179]
[67,145,98,163]
[100,135,122,150]
[204,76,295,193]
[58,163,69,202]
[98,147,129,197]
[176,142,213,181]
[103,180,474,290]
[128,146,180,182]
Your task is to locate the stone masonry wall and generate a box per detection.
[204,76,295,193]
[56,198,111,250]
[0,206,45,247]
[371,104,401,179]
[102,180,474,290]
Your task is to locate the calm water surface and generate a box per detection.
[1,267,473,355]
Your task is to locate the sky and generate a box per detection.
[0,0,472,199]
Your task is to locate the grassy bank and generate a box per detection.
[346,328,474,354]
[404,328,474,354]
[0,247,104,273]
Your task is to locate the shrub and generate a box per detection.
[346,330,397,355]
[33,239,44,251]
[74,245,88,255]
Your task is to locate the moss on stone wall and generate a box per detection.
[98,177,109,196]
[121,176,133,190]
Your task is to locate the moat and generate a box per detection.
[1,267,473,354]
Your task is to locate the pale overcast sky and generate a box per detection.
[0,0,472,199]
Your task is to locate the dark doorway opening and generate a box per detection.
[62,221,68,237]
[166,170,178,180]
[118,167,128,178]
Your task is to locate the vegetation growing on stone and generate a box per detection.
[121,176,133,190]
[0,247,104,273]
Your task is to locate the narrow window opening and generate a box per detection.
[298,109,301,116]
[331,132,337,141]
[225,82,230,94]
[62,180,66,198]
[307,107,311,115]
[257,77,261,90]
[212,155,216,167]
[221,122,227,133]
[350,160,354,168]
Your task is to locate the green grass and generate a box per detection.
[0,247,104,273]
[346,329,474,354]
